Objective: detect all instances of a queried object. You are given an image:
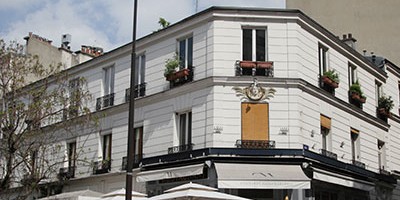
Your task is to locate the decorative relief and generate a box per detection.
[232,78,276,102]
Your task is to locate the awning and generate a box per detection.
[215,163,311,189]
[136,163,204,182]
[313,169,374,191]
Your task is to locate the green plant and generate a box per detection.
[378,95,394,111]
[164,53,180,77]
[323,69,339,83]
[349,80,366,99]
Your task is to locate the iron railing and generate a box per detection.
[352,159,366,169]
[58,166,75,179]
[168,144,193,154]
[93,160,111,175]
[121,155,142,170]
[235,60,274,77]
[235,140,276,149]
[321,149,338,160]
[125,83,146,102]
[96,93,115,111]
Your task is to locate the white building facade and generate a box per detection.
[4,7,400,200]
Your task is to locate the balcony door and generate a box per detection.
[241,103,269,140]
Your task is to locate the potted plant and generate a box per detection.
[349,80,366,103]
[321,69,339,88]
[378,95,394,118]
[164,54,189,81]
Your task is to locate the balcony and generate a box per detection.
[235,140,276,149]
[168,144,193,154]
[235,60,274,77]
[167,68,194,88]
[321,149,337,160]
[93,160,111,175]
[96,93,115,111]
[352,160,366,169]
[125,83,146,102]
[58,166,75,179]
[121,155,143,170]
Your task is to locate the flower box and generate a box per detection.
[166,68,190,81]
[321,75,339,88]
[350,91,366,103]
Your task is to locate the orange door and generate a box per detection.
[241,103,269,140]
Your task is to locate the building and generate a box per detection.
[2,7,400,200]
[286,0,400,66]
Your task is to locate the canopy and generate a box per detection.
[136,164,204,182]
[100,188,148,200]
[148,182,250,200]
[38,189,103,200]
[215,163,311,189]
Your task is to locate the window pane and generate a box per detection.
[179,40,186,69]
[242,29,252,61]
[188,112,192,145]
[179,113,187,145]
[110,66,115,94]
[140,55,146,84]
[104,68,110,94]
[256,30,265,61]
[134,57,139,86]
[188,37,193,68]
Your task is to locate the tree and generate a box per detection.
[0,39,96,199]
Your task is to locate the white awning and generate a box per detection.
[136,163,204,182]
[215,163,311,189]
[313,169,374,191]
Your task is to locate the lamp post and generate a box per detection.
[126,0,137,199]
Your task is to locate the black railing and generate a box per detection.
[93,160,111,175]
[121,154,143,170]
[58,166,75,179]
[168,144,193,154]
[352,160,366,169]
[235,60,274,77]
[380,168,390,175]
[235,140,276,149]
[96,93,115,111]
[125,83,146,102]
[321,149,338,160]
[168,67,194,88]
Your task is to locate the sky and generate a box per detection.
[0,0,285,52]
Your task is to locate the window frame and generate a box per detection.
[102,134,112,161]
[375,81,382,107]
[242,27,268,62]
[318,44,329,77]
[348,63,357,88]
[67,141,77,168]
[177,36,193,70]
[135,54,146,86]
[378,140,386,170]
[350,128,360,161]
[176,111,192,146]
[102,65,115,96]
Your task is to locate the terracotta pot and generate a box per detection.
[378,108,391,118]
[239,61,257,68]
[166,68,190,81]
[256,61,273,69]
[321,75,339,88]
[350,91,366,104]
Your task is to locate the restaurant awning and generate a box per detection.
[215,163,311,189]
[313,168,374,191]
[136,163,204,182]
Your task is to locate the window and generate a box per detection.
[178,112,192,147]
[178,37,193,70]
[67,78,81,118]
[350,128,360,161]
[375,81,382,107]
[348,63,357,87]
[320,115,332,152]
[134,54,146,97]
[102,134,112,161]
[378,140,386,171]
[133,127,143,163]
[241,103,269,141]
[67,141,77,168]
[318,44,328,77]
[103,66,115,96]
[242,29,266,61]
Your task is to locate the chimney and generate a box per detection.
[61,34,71,50]
[342,33,357,50]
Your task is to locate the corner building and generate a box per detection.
[12,7,400,200]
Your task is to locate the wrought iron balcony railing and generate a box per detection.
[121,154,143,170]
[321,149,338,160]
[96,93,115,111]
[58,166,75,179]
[125,83,146,102]
[168,144,193,154]
[93,160,111,175]
[352,159,366,169]
[235,60,274,77]
[235,140,276,149]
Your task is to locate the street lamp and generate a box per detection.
[126,0,137,199]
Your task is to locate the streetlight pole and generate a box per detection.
[126,0,137,199]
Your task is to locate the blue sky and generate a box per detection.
[0,0,284,52]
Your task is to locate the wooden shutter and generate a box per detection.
[320,115,331,130]
[241,103,269,140]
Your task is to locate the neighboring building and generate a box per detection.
[23,32,102,82]
[286,0,400,66]
[3,7,400,200]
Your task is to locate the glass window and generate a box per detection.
[375,81,382,106]
[378,140,386,170]
[319,44,328,76]
[178,112,192,146]
[133,127,143,161]
[348,63,357,87]
[242,29,266,61]
[103,134,112,161]
[103,66,115,95]
[135,55,146,86]
[178,37,193,70]
[68,141,77,168]
[350,129,359,161]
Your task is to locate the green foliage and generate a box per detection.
[349,80,366,99]
[323,69,339,83]
[164,53,180,77]
[378,95,394,111]
[158,17,170,29]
